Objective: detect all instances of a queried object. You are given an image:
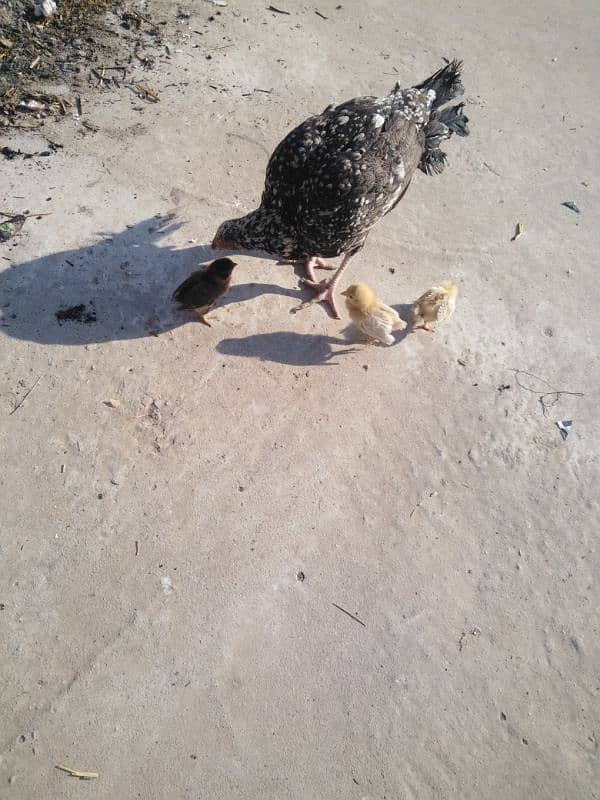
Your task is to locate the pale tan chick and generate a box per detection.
[411,281,458,331]
[341,283,407,346]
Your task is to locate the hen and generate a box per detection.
[212,60,468,318]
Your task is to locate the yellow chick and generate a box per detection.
[341,283,407,345]
[411,281,459,331]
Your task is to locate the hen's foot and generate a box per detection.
[293,278,341,319]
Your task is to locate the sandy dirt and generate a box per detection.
[1,1,599,798]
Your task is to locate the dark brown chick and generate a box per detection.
[172,257,237,326]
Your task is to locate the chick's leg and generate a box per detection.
[294,253,355,319]
[195,308,212,327]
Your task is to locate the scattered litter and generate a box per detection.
[332,602,365,627]
[0,35,13,49]
[208,0,228,5]
[34,0,57,18]
[581,181,590,188]
[61,464,65,473]
[55,303,97,324]
[500,712,507,721]
[0,214,26,242]
[498,383,511,392]
[457,359,466,367]
[9,375,42,416]
[161,576,174,595]
[512,369,584,417]
[104,399,120,408]
[511,222,523,241]
[135,541,139,556]
[296,570,305,582]
[55,764,98,780]
[315,9,328,19]
[267,4,290,13]
[556,420,572,441]
[472,627,481,637]
[562,201,580,214]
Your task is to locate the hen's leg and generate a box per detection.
[293,252,355,319]
[303,256,337,283]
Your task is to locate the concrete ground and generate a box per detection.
[1,1,599,798]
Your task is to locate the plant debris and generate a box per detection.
[511,222,523,241]
[55,764,98,780]
[0,214,26,242]
[332,602,365,627]
[512,369,584,417]
[1,1,165,131]
[267,4,290,13]
[9,374,42,415]
[55,303,97,324]
[562,201,580,213]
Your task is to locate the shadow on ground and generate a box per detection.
[0,216,303,346]
[217,332,360,366]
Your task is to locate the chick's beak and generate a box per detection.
[340,289,349,296]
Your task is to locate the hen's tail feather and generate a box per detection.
[419,149,447,176]
[415,59,464,109]
[436,103,469,136]
[419,102,469,176]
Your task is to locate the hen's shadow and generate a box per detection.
[0,217,287,346]
[217,331,359,366]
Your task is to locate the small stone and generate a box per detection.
[104,398,120,408]
[472,627,481,637]
[500,712,507,721]
[522,737,529,745]
[296,571,305,582]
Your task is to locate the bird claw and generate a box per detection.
[293,278,341,319]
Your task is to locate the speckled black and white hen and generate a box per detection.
[212,60,469,318]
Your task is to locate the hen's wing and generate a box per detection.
[261,91,432,254]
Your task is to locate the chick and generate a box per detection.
[341,283,406,345]
[411,281,458,331]
[172,257,237,326]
